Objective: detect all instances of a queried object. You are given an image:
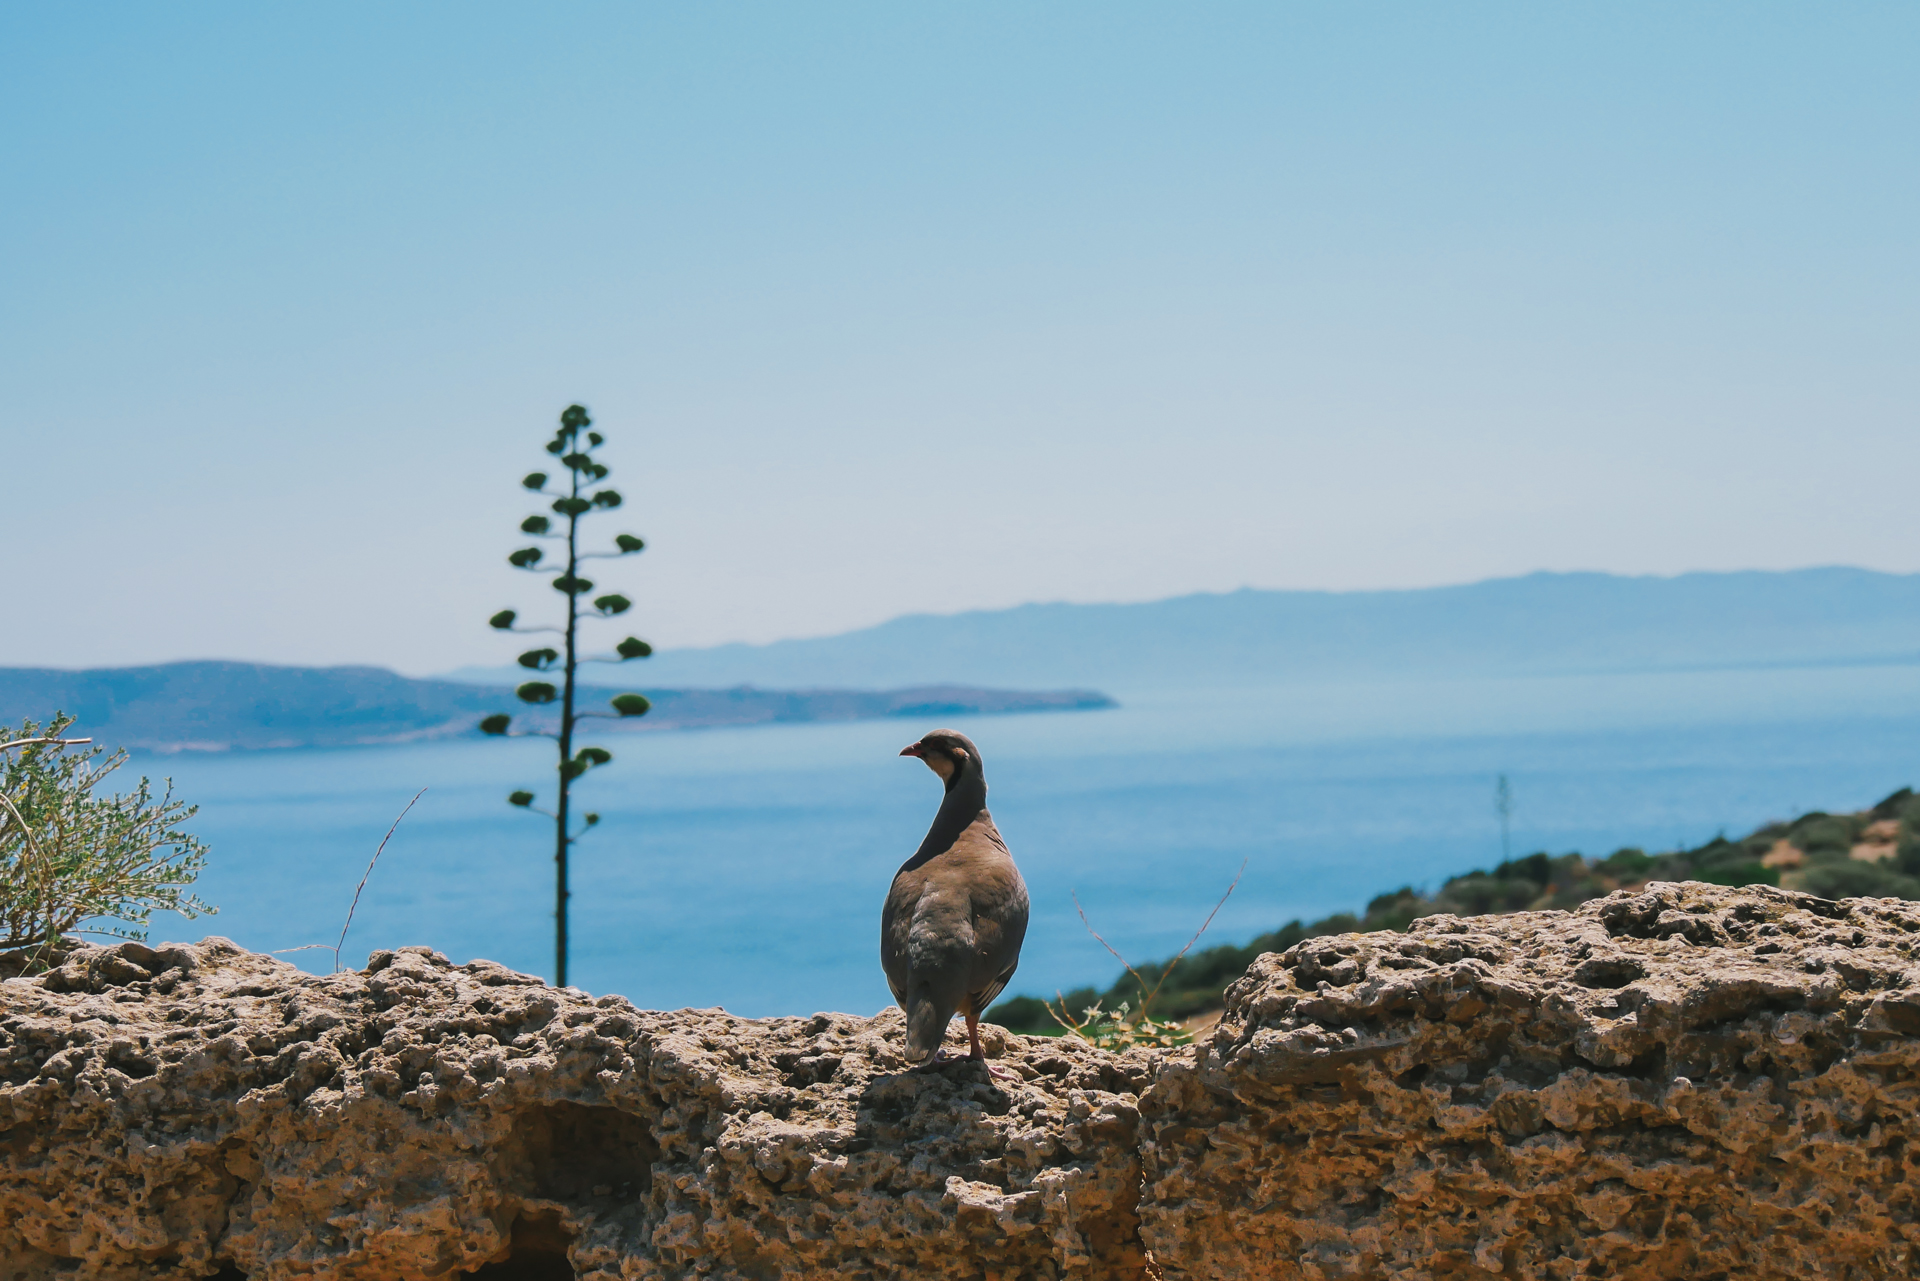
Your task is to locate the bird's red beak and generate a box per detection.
[899,743,923,757]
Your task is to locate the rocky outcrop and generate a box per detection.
[4,882,1920,1279]
[0,939,1150,1281]
[1144,882,1920,1279]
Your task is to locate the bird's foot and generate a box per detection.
[912,1050,1015,1079]
[967,1050,1018,1080]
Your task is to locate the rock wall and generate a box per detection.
[1144,884,1920,1278]
[4,882,1919,1280]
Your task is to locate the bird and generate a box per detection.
[882,729,1029,1076]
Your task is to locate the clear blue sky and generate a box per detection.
[4,4,1916,674]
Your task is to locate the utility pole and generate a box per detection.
[1495,773,1513,863]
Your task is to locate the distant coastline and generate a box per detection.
[0,662,1114,754]
[450,566,1920,694]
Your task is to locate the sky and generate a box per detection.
[4,3,1917,675]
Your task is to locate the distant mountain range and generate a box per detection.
[0,663,1114,753]
[452,567,1920,693]
[11,569,1916,751]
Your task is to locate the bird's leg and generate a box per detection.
[966,1010,1017,1080]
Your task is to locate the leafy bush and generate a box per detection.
[1876,788,1920,826]
[1434,873,1527,916]
[1,715,215,964]
[1361,887,1425,931]
[1797,859,1920,901]
[1692,861,1779,888]
[1599,847,1652,877]
[1898,833,1920,878]
[1787,813,1855,858]
[1052,998,1194,1050]
[990,992,1080,1033]
[1686,835,1744,865]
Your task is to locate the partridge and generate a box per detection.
[882,729,1029,1073]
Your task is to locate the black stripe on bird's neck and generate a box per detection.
[900,758,987,872]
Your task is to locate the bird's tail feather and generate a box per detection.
[903,991,949,1061]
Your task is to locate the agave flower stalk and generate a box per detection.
[480,404,652,987]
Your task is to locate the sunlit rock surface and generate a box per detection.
[0,939,1148,1280]
[1143,882,1920,1279]
[4,882,1919,1279]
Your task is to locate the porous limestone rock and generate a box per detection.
[1141,881,1920,1279]
[0,940,1149,1280]
[5,882,1920,1280]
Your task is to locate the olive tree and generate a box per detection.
[480,403,652,986]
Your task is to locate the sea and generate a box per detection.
[130,660,1920,1018]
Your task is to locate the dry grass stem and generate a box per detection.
[1049,860,1247,1050]
[1070,891,1156,1007]
[332,788,427,972]
[1138,857,1247,1012]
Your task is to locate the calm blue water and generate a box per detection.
[130,663,1920,1017]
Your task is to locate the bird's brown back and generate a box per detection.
[882,808,1029,1023]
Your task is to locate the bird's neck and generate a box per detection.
[900,768,987,872]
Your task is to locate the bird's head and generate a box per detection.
[900,729,981,790]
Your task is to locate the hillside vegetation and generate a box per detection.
[989,786,1920,1033]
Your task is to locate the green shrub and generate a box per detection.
[1,715,214,965]
[1687,835,1744,864]
[1897,833,1920,878]
[987,993,1061,1035]
[1870,787,1915,820]
[1790,815,1854,857]
[1434,871,1542,916]
[1362,887,1424,931]
[1544,877,1608,909]
[1492,852,1553,885]
[1692,861,1778,888]
[1798,860,1920,901]
[1600,847,1652,877]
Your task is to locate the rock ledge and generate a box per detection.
[5,882,1919,1279]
